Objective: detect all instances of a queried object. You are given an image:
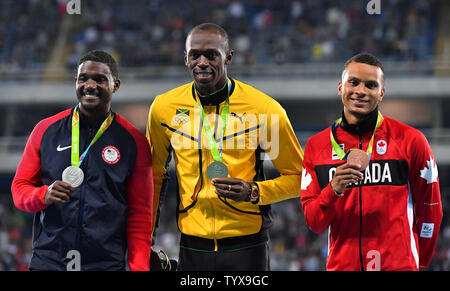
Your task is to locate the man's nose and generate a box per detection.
[197,54,209,67]
[354,83,368,96]
[84,78,97,90]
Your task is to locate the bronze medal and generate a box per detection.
[347,149,370,171]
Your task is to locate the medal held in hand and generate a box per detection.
[194,79,232,180]
[62,105,114,187]
[207,161,228,180]
[62,166,84,188]
[347,149,370,171]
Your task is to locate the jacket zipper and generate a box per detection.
[208,185,218,252]
[75,176,86,251]
[205,105,220,251]
[206,150,218,251]
[212,104,222,251]
[75,128,94,251]
[358,134,364,271]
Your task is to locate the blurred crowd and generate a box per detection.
[0,201,32,271]
[0,0,62,71]
[62,0,445,68]
[0,0,442,72]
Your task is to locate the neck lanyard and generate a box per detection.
[71,105,114,167]
[193,79,232,162]
[330,111,384,160]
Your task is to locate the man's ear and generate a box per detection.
[184,51,188,66]
[338,81,343,96]
[225,50,234,65]
[379,87,385,102]
[112,79,121,93]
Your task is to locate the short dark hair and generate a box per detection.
[343,52,384,82]
[78,50,119,80]
[186,23,230,51]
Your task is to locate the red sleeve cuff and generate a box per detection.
[320,183,341,207]
[39,185,49,206]
[128,247,151,271]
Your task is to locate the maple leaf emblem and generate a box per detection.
[420,156,438,184]
[301,168,312,190]
[378,141,386,147]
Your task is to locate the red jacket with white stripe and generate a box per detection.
[300,111,442,271]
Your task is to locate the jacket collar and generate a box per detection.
[340,107,379,135]
[75,106,113,130]
[193,78,235,106]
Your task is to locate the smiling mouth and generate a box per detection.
[194,71,213,79]
[80,93,102,103]
[349,97,368,106]
[82,92,100,98]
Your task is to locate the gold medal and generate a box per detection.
[207,161,228,180]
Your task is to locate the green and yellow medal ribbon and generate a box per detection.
[193,79,232,162]
[330,111,384,160]
[71,105,114,167]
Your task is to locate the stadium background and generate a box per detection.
[1,0,449,271]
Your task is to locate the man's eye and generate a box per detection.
[204,52,216,60]
[190,51,217,60]
[93,76,106,82]
[365,82,378,89]
[349,79,359,86]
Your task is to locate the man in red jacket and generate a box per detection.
[11,50,153,271]
[300,53,442,271]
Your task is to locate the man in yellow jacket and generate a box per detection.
[146,23,303,270]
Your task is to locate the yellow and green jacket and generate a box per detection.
[146,78,303,252]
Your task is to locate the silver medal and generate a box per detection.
[62,166,84,188]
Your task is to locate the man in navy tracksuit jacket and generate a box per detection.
[11,50,154,271]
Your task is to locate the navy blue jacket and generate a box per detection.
[11,108,153,270]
